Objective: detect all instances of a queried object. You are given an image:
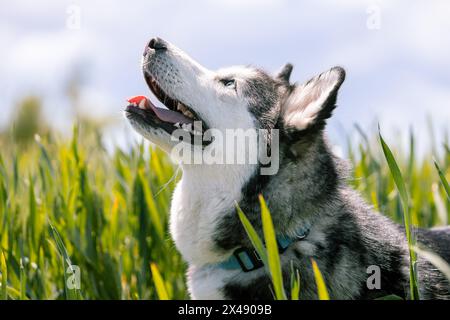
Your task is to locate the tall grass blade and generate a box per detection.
[311,258,330,300]
[290,263,300,300]
[48,221,82,300]
[259,195,286,300]
[433,159,450,201]
[150,263,169,300]
[19,258,25,300]
[413,246,450,282]
[235,202,267,265]
[0,249,7,299]
[432,183,447,225]
[379,129,420,300]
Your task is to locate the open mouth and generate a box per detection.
[125,72,209,144]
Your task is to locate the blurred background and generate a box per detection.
[1,0,449,153]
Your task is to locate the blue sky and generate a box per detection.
[1,0,449,153]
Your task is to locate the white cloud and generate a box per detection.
[3,31,88,84]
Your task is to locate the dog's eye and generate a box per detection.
[221,79,236,89]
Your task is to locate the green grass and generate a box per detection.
[0,124,187,299]
[237,196,287,300]
[0,119,448,300]
[379,129,420,299]
[311,258,330,300]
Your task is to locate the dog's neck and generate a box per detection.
[180,163,257,192]
[169,163,258,265]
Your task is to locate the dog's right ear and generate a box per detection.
[281,66,345,134]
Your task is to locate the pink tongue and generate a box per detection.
[127,95,193,124]
[149,101,194,124]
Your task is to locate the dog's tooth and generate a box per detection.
[174,122,181,128]
[182,123,193,132]
[175,102,196,120]
[183,109,194,119]
[138,100,146,110]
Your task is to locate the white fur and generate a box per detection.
[170,163,256,266]
[187,265,239,300]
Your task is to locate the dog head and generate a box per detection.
[125,37,345,171]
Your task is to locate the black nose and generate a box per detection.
[143,38,167,56]
[148,37,167,50]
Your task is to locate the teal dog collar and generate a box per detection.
[215,225,310,272]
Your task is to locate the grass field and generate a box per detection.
[0,112,449,300]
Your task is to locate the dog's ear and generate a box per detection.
[276,63,293,84]
[281,66,345,133]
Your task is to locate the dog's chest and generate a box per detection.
[187,266,234,299]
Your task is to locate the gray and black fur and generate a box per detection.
[212,65,450,300]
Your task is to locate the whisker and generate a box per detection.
[154,166,182,198]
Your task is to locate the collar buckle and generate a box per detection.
[233,248,264,272]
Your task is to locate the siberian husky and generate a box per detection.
[125,37,450,299]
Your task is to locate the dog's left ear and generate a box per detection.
[276,63,294,84]
[281,66,345,132]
